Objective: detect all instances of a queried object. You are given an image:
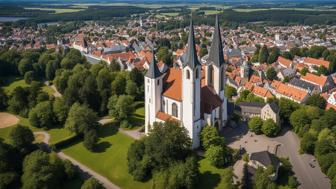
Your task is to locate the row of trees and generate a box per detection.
[248,117,280,137]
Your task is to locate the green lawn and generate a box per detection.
[62,123,152,189]
[42,85,55,96]
[24,7,85,14]
[0,115,72,144]
[197,158,233,189]
[1,77,29,95]
[127,107,144,129]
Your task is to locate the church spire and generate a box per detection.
[208,15,225,67]
[183,18,200,69]
[145,50,161,78]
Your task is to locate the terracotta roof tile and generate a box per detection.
[163,68,182,101]
[301,73,327,87]
[304,57,330,68]
[277,56,292,68]
[156,111,179,122]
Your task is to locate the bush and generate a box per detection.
[24,71,35,84]
[248,117,263,134]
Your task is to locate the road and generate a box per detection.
[274,130,330,189]
[34,131,120,189]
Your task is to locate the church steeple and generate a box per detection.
[183,19,201,69]
[145,50,161,78]
[208,15,225,67]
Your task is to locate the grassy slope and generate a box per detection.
[2,77,29,95]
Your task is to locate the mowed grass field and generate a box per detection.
[24,7,86,14]
[62,124,152,189]
[1,77,29,94]
[204,10,222,15]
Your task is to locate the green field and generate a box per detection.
[161,12,179,17]
[62,124,152,189]
[198,158,233,189]
[24,7,85,14]
[204,10,222,15]
[0,116,72,144]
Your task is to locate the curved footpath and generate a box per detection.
[34,131,120,189]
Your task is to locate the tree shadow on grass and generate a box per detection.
[94,141,112,153]
[98,122,119,138]
[197,171,221,189]
[128,115,144,127]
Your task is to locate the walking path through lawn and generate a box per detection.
[35,131,120,189]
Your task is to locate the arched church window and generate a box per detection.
[195,68,199,79]
[172,103,178,117]
[221,66,224,90]
[186,70,190,79]
[157,79,160,85]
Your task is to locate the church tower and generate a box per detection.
[182,19,202,149]
[206,15,228,128]
[206,15,226,97]
[145,50,163,134]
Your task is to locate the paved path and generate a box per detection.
[223,124,330,189]
[98,118,144,140]
[34,131,120,189]
[50,85,62,97]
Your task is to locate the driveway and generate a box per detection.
[222,123,331,189]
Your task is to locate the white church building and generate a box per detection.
[145,16,228,148]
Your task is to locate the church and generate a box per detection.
[144,16,228,148]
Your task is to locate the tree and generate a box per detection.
[266,67,277,81]
[318,153,336,173]
[288,176,299,188]
[127,121,192,180]
[290,109,310,132]
[261,119,280,137]
[0,141,21,189]
[81,178,104,189]
[0,89,8,110]
[328,163,336,180]
[157,47,173,67]
[21,150,61,189]
[254,167,277,189]
[315,139,336,157]
[224,85,237,99]
[7,86,30,117]
[200,126,224,150]
[258,45,269,63]
[53,98,69,124]
[300,133,316,154]
[65,103,98,135]
[29,101,55,129]
[221,168,236,189]
[10,125,34,150]
[125,80,137,96]
[199,47,208,58]
[18,58,33,76]
[205,145,226,168]
[332,176,336,189]
[108,95,134,121]
[152,156,199,189]
[24,71,35,84]
[83,129,98,151]
[305,94,327,109]
[300,67,309,76]
[248,117,263,135]
[111,74,126,95]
